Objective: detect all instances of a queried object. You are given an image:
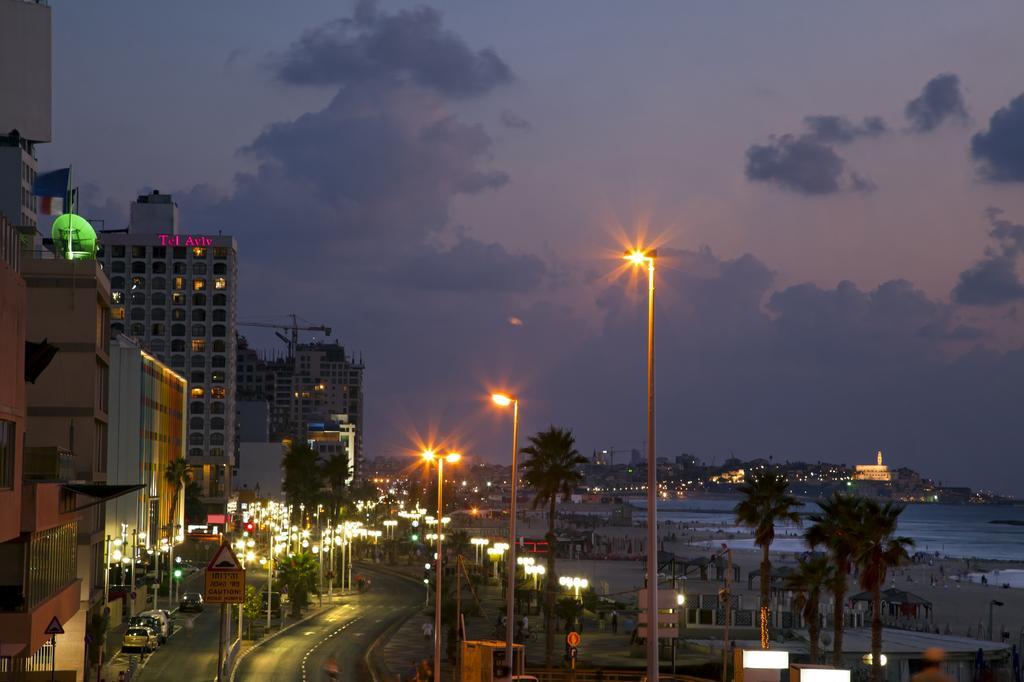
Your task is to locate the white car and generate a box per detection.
[138,610,171,640]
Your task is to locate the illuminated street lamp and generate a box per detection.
[623,246,659,678]
[559,575,589,600]
[490,392,520,674]
[422,449,461,682]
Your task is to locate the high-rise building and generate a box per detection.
[99,191,238,516]
[0,0,51,231]
[0,215,82,677]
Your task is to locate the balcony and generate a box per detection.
[23,446,74,482]
[21,482,78,534]
[0,580,79,657]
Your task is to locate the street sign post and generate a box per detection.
[205,543,245,682]
[45,617,63,681]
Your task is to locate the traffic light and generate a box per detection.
[173,568,183,579]
[410,533,419,542]
[244,519,255,533]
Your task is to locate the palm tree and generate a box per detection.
[805,493,864,667]
[734,471,802,648]
[164,458,191,536]
[854,500,913,682]
[520,426,588,668]
[278,552,320,617]
[786,555,834,663]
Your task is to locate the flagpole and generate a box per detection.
[65,165,73,259]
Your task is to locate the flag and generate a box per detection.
[32,168,71,215]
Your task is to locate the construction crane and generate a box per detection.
[237,314,332,359]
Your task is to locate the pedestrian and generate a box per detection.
[911,648,953,682]
[422,621,433,640]
[323,655,339,681]
[611,610,618,634]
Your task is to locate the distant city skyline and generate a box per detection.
[40,0,1024,494]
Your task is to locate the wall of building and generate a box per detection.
[0,0,52,144]
[234,442,286,498]
[0,223,25,544]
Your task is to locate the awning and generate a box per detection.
[25,339,59,383]
[63,484,145,511]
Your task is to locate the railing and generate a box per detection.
[0,217,20,273]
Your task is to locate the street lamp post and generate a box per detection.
[625,248,658,681]
[990,599,1004,641]
[423,450,461,682]
[491,392,520,680]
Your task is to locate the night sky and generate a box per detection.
[42,1,1024,493]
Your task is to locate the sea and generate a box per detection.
[630,497,1024,563]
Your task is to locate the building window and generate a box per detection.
[111,261,125,273]
[173,276,185,290]
[172,355,185,367]
[151,293,166,305]
[112,245,125,258]
[213,247,227,259]
[210,447,224,458]
[130,308,145,321]
[191,354,205,367]
[130,323,145,336]
[190,417,204,430]
[171,324,185,337]
[213,294,226,306]
[131,261,146,274]
[131,276,145,289]
[152,277,166,290]
[212,325,225,338]
[152,261,167,274]
[191,324,206,337]
[189,448,203,458]
[192,293,206,306]
[112,307,125,320]
[149,310,165,324]
[112,323,125,335]
[211,417,224,430]
[210,433,225,446]
[191,370,205,383]
[25,523,77,608]
[189,433,204,446]
[111,291,124,304]
[131,246,146,258]
[191,387,205,398]
[192,247,207,258]
[151,323,165,335]
[153,246,167,259]
[172,293,185,306]
[173,246,186,259]
[192,339,206,352]
[214,277,227,290]
[172,309,185,321]
[212,309,226,322]
[150,338,165,352]
[212,371,225,383]
[173,262,187,274]
[171,339,185,352]
[0,420,14,489]
[211,355,225,367]
[213,263,227,275]
[111,276,125,290]
[193,263,207,275]
[211,386,226,399]
[192,309,206,321]
[190,401,204,414]
[130,292,145,305]
[213,340,226,352]
[210,402,225,414]
[193,279,206,291]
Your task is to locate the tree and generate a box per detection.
[283,444,322,521]
[786,555,834,663]
[243,585,263,639]
[164,458,191,532]
[278,552,320,617]
[854,500,913,682]
[320,451,350,518]
[805,493,865,666]
[734,471,802,648]
[520,426,588,668]
[184,480,205,524]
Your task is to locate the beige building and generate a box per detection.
[854,450,892,482]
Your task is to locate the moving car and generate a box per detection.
[126,616,165,644]
[122,627,159,654]
[179,592,204,612]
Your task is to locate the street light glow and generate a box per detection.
[444,452,461,463]
[490,393,514,407]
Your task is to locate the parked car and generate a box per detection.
[261,591,281,618]
[122,627,159,654]
[126,616,165,644]
[138,610,171,641]
[179,592,204,612]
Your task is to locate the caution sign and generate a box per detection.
[45,616,64,635]
[566,631,581,648]
[204,543,245,604]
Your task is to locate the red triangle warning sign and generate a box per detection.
[45,616,64,635]
[206,543,242,571]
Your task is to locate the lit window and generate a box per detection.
[192,247,207,258]
[191,387,205,398]
[112,307,125,320]
[131,277,145,289]
[193,279,206,291]
[172,292,185,305]
[214,277,226,290]
[192,339,206,352]
[211,386,226,399]
[112,291,124,304]
[212,371,225,383]
[173,276,185,290]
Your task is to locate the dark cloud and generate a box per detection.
[389,236,546,292]
[953,209,1024,306]
[971,93,1024,182]
[500,110,532,132]
[273,0,512,98]
[745,135,865,195]
[79,182,127,229]
[905,73,968,133]
[803,115,886,144]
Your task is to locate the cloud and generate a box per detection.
[803,115,886,144]
[273,0,512,98]
[500,110,531,132]
[971,93,1024,182]
[79,182,127,229]
[953,208,1024,305]
[905,73,968,133]
[389,236,546,292]
[745,135,869,195]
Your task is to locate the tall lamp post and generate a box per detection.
[625,248,658,681]
[491,392,520,680]
[423,449,461,682]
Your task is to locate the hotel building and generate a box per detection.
[99,191,237,516]
[854,450,892,482]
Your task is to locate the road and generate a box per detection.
[234,568,421,682]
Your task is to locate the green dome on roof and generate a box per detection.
[51,213,97,260]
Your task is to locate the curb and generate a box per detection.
[227,602,335,682]
[365,604,420,682]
